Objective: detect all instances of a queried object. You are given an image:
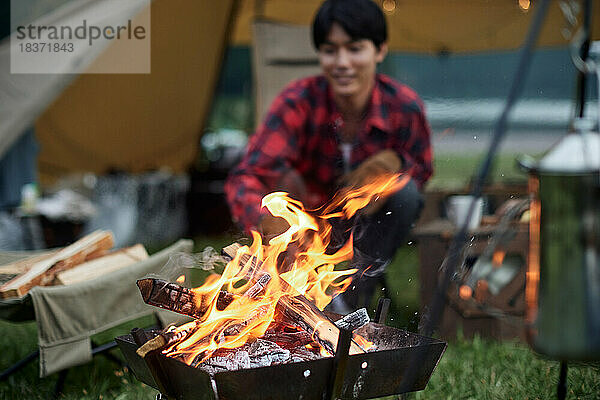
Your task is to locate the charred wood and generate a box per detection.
[334,308,370,331]
[276,295,364,356]
[136,278,235,319]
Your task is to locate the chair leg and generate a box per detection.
[91,340,124,368]
[154,313,164,329]
[0,350,39,381]
[52,369,68,399]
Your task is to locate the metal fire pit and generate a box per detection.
[116,322,446,399]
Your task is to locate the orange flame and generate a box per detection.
[164,173,408,365]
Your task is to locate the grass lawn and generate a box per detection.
[1,152,599,399]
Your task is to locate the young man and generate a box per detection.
[225,0,433,312]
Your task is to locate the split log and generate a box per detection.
[221,242,263,280]
[0,230,114,298]
[221,242,243,261]
[141,245,367,358]
[0,251,57,286]
[334,308,370,331]
[136,274,272,357]
[241,273,270,299]
[136,321,200,358]
[56,244,148,285]
[136,278,235,319]
[276,294,364,356]
[223,243,367,356]
[261,329,314,349]
[218,273,273,336]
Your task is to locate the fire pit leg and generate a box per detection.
[131,328,173,399]
[375,297,391,324]
[326,327,353,400]
[557,361,568,400]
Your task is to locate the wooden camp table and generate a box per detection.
[413,218,529,340]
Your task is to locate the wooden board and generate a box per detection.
[55,244,148,285]
[0,230,114,298]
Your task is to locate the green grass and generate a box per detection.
[0,316,157,399]
[418,336,600,400]
[429,153,527,190]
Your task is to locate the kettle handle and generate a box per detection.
[517,155,538,174]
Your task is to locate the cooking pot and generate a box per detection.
[519,119,600,360]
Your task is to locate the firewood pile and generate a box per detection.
[0,230,148,298]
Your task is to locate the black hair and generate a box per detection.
[312,0,388,50]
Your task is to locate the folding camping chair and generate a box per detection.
[0,239,193,396]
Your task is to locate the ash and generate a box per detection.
[195,338,315,375]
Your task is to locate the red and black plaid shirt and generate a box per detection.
[225,74,433,233]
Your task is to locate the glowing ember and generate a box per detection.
[492,250,506,267]
[163,173,407,366]
[459,285,473,300]
[176,274,186,284]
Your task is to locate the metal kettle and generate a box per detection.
[519,118,600,360]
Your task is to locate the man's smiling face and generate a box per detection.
[317,22,387,101]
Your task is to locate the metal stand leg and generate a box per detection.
[0,350,39,381]
[557,361,568,400]
[326,328,353,400]
[375,297,391,324]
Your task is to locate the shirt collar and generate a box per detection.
[325,74,391,134]
[363,77,391,133]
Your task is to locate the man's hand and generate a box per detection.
[339,149,402,215]
[259,214,290,242]
[258,214,302,273]
[340,149,401,188]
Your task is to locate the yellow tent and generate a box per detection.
[33,0,236,183]
[231,0,599,53]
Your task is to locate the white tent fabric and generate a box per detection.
[0,0,149,159]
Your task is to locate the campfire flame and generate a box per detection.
[164,173,407,365]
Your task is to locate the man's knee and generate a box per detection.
[381,178,424,221]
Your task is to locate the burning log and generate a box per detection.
[221,242,265,280]
[221,243,245,262]
[222,243,366,354]
[262,326,314,349]
[136,274,272,357]
[136,278,235,319]
[136,321,200,358]
[334,307,370,331]
[241,273,271,299]
[136,276,365,358]
[137,270,366,358]
[276,294,364,355]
